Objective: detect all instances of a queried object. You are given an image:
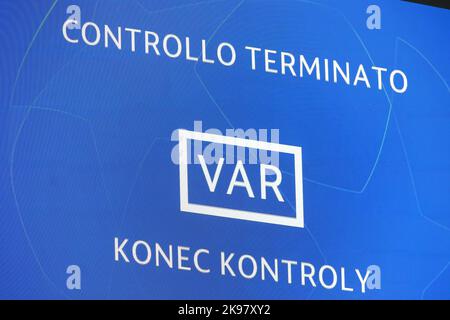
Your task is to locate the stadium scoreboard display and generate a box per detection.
[0,0,449,302]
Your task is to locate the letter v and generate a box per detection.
[198,155,224,192]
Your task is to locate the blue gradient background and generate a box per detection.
[0,0,449,299]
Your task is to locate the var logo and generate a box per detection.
[178,130,304,228]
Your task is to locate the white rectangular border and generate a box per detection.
[178,129,304,228]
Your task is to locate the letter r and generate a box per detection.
[260,164,284,202]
